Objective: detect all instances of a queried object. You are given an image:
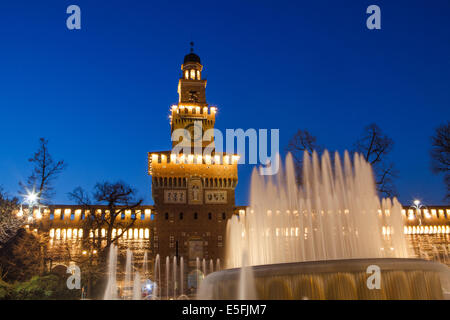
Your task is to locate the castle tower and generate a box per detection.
[148,45,239,273]
[171,42,216,152]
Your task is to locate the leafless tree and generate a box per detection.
[68,181,143,298]
[354,123,398,198]
[0,188,23,248]
[286,129,323,185]
[69,181,143,251]
[20,138,66,204]
[430,121,450,201]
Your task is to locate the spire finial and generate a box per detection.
[190,41,194,53]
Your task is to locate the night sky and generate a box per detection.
[0,0,449,206]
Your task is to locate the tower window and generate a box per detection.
[208,212,212,220]
[165,212,169,220]
[190,69,195,79]
[197,70,200,80]
[185,70,189,79]
[222,212,226,220]
[180,212,183,220]
[194,212,198,220]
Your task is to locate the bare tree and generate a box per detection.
[69,181,143,251]
[286,129,323,185]
[354,123,398,198]
[0,188,23,248]
[68,181,143,298]
[430,121,450,201]
[20,138,66,204]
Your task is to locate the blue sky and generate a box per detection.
[0,0,449,205]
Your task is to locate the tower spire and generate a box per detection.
[190,41,194,53]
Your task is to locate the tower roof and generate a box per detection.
[183,53,201,64]
[183,41,201,64]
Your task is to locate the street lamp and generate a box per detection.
[22,189,40,222]
[410,199,426,225]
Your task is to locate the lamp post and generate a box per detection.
[410,199,426,226]
[23,190,39,223]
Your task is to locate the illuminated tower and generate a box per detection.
[148,44,239,271]
[170,42,216,152]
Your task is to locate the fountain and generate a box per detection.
[154,254,161,299]
[180,257,184,297]
[124,249,133,299]
[104,245,118,300]
[133,272,141,300]
[143,251,148,277]
[202,259,206,276]
[166,256,170,299]
[198,151,450,299]
[173,256,177,299]
[103,245,145,300]
[216,259,221,272]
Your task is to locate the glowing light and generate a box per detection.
[25,191,39,205]
[144,228,150,239]
[82,250,87,255]
[414,200,421,207]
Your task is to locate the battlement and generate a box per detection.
[170,104,217,120]
[402,207,450,224]
[148,152,239,177]
[14,205,155,230]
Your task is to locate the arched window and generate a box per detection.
[194,212,198,220]
[197,70,200,80]
[179,212,183,220]
[185,70,189,79]
[222,212,226,220]
[208,212,212,220]
[190,69,196,79]
[165,212,169,220]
